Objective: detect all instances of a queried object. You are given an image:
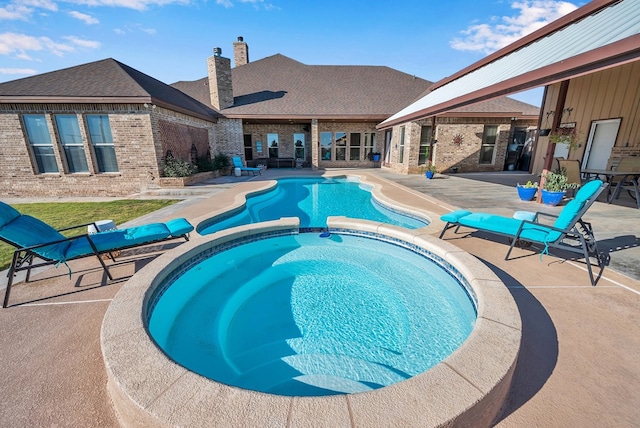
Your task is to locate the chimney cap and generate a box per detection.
[237,36,244,42]
[213,47,222,56]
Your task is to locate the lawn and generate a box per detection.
[0,200,178,271]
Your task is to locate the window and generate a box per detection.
[23,114,58,173]
[86,115,118,172]
[364,132,375,159]
[267,133,279,158]
[398,126,406,164]
[294,133,305,160]
[55,115,89,173]
[419,125,432,165]
[335,132,346,161]
[320,132,333,160]
[349,133,361,161]
[479,125,498,164]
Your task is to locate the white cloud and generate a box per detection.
[63,35,101,48]
[69,10,99,24]
[0,31,99,59]
[65,0,191,12]
[0,0,57,21]
[216,0,276,10]
[450,1,579,54]
[0,67,38,76]
[0,3,34,20]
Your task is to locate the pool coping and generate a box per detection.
[101,217,522,427]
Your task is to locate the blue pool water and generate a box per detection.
[199,177,427,234]
[148,232,476,396]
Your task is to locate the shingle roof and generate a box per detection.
[173,53,538,121]
[0,58,221,122]
[173,54,432,120]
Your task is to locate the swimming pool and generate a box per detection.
[147,231,476,396]
[198,176,427,234]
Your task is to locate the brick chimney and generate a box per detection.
[207,47,233,110]
[233,36,249,67]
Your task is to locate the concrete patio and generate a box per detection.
[0,168,639,427]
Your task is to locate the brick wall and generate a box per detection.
[384,117,537,174]
[316,122,382,169]
[0,103,218,197]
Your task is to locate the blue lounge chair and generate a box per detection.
[439,179,608,286]
[232,156,261,176]
[0,201,194,307]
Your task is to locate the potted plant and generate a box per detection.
[516,180,538,201]
[420,164,438,179]
[541,169,578,206]
[548,129,581,151]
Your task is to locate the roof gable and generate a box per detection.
[0,58,221,121]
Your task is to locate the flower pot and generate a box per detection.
[426,171,434,179]
[372,154,381,162]
[541,189,565,206]
[517,186,537,201]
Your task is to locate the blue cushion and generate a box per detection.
[441,210,472,223]
[165,218,194,236]
[65,223,171,259]
[574,179,603,203]
[457,212,556,244]
[0,215,70,260]
[0,201,21,229]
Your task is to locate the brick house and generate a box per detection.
[176,37,539,174]
[0,59,221,197]
[0,37,539,197]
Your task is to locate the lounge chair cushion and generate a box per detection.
[441,210,472,223]
[65,223,171,260]
[456,213,555,244]
[0,203,21,228]
[0,215,71,260]
[166,218,194,236]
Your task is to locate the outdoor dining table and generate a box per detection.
[581,168,640,208]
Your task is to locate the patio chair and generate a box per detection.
[0,201,194,307]
[439,179,608,286]
[232,156,261,176]
[607,156,640,203]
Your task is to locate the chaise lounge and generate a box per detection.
[0,201,194,307]
[439,179,608,286]
[232,156,262,176]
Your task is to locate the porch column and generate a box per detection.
[311,118,319,170]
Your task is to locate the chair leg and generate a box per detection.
[3,252,20,308]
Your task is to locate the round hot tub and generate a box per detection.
[101,218,521,427]
[147,231,476,397]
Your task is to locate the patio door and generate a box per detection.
[582,119,620,170]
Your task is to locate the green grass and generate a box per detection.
[0,199,178,271]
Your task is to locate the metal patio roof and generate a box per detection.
[379,0,640,129]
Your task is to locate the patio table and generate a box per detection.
[581,168,640,208]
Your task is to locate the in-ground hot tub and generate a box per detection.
[101,217,521,427]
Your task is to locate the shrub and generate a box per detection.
[212,152,231,171]
[195,155,214,172]
[162,157,198,177]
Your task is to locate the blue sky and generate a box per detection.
[0,0,584,106]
